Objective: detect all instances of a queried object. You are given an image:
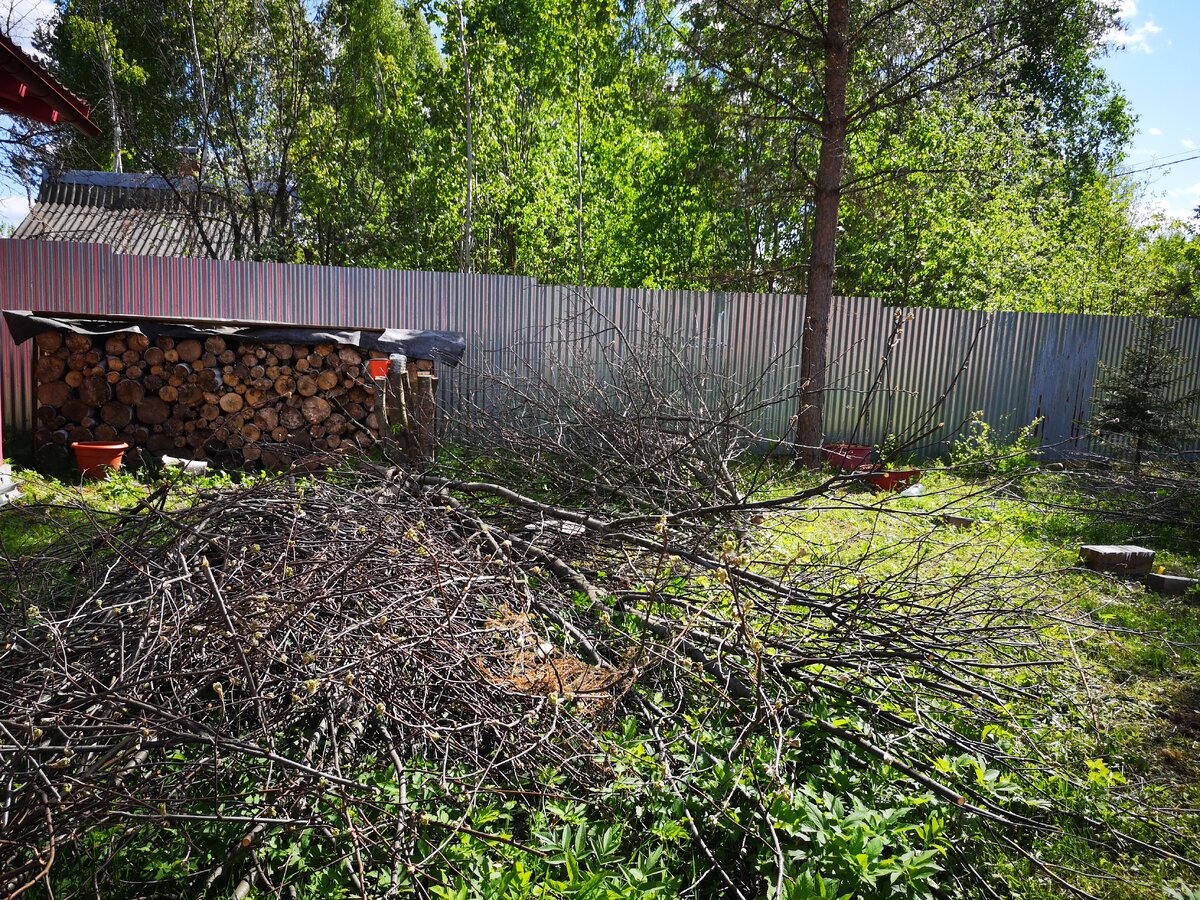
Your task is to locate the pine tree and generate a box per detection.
[1089,318,1200,469]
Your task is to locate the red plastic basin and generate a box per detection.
[822,442,872,470]
[864,468,922,492]
[71,441,129,480]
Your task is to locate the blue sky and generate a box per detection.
[1099,0,1200,223]
[1,0,1198,229]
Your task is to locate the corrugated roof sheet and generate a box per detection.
[0,32,101,136]
[11,170,238,258]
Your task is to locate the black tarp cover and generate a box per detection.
[3,310,466,367]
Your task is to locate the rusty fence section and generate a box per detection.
[3,238,1199,458]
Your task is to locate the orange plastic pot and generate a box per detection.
[71,441,129,479]
[821,442,871,471]
[367,358,390,379]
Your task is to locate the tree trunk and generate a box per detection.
[456,0,475,274]
[796,0,850,468]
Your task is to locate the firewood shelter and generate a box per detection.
[4,309,465,470]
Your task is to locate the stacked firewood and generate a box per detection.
[32,330,385,468]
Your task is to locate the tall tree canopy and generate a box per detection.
[11,0,1185,324]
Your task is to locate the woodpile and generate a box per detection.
[30,329,437,469]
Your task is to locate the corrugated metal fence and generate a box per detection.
[3,238,1199,457]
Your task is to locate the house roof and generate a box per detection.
[0,31,101,137]
[11,169,238,258]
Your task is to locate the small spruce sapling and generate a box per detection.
[1089,318,1200,470]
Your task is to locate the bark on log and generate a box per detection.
[101,401,133,427]
[60,398,91,422]
[255,407,279,431]
[176,339,203,363]
[65,333,91,353]
[301,396,332,424]
[35,331,63,353]
[137,397,170,425]
[178,384,205,406]
[78,375,112,407]
[115,379,146,405]
[280,407,305,430]
[36,355,67,382]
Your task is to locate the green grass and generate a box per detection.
[4,457,1198,897]
[745,462,1200,893]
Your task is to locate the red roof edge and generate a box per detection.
[0,30,102,137]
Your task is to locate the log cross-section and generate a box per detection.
[29,327,439,471]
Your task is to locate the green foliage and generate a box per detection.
[24,0,1194,313]
[947,414,1043,476]
[8,463,1200,896]
[1090,318,1200,466]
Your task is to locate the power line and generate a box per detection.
[1123,146,1200,167]
[1116,151,1200,177]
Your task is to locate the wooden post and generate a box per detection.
[406,359,437,465]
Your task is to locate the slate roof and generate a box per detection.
[12,170,238,258]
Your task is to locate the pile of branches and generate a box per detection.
[3,462,1197,898]
[0,472,621,897]
[4,298,1198,897]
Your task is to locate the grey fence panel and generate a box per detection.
[3,238,1200,459]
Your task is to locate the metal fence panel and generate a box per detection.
[3,238,1199,459]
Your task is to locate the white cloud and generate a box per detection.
[1185,182,1200,197]
[1148,127,1163,136]
[1109,20,1163,53]
[1102,0,1162,54]
[1139,193,1195,225]
[1182,139,1197,150]
[0,194,31,230]
[1,0,57,51]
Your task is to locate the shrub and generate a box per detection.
[947,413,1043,477]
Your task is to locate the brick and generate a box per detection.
[1079,544,1155,577]
[1145,572,1199,596]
